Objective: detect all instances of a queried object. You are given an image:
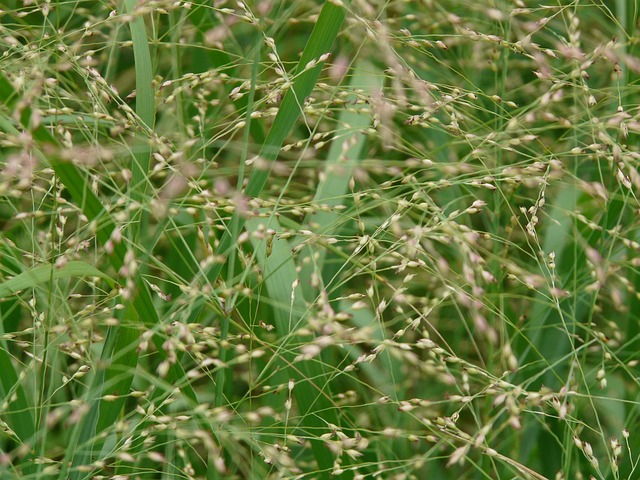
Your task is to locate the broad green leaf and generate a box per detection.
[0,261,114,299]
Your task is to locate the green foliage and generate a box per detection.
[1,1,640,479]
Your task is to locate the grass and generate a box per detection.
[1,0,640,479]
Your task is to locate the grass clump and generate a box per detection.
[1,0,640,479]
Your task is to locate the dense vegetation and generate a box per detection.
[1,0,640,478]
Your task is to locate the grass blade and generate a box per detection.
[247,216,347,478]
[204,0,347,286]
[123,0,155,242]
[0,262,114,299]
[296,60,380,298]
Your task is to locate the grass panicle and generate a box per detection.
[0,1,639,479]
